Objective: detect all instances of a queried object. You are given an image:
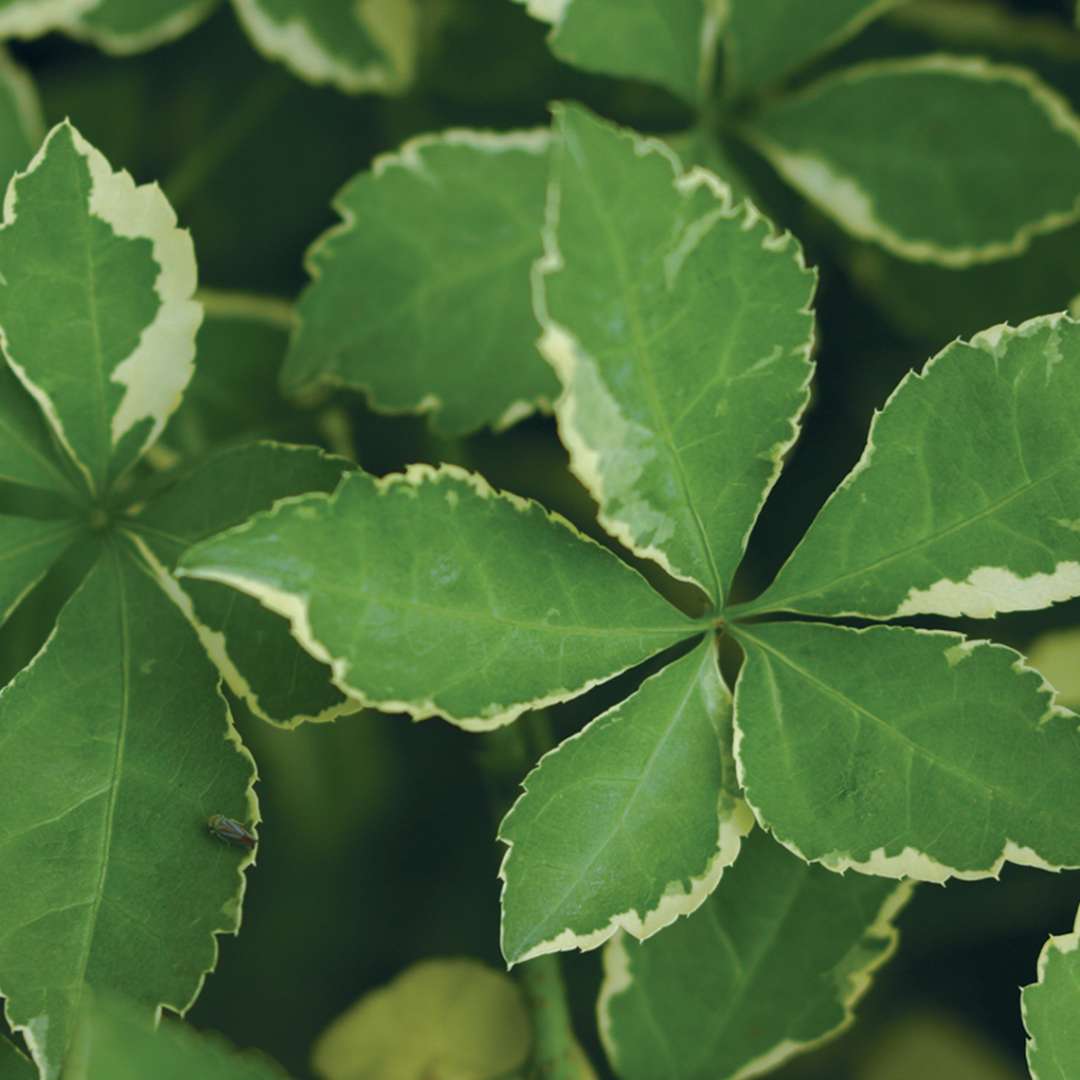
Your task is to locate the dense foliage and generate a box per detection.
[0,2,1078,1078]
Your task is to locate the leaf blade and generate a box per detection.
[1023,905,1080,1080]
[179,464,699,731]
[231,0,417,94]
[744,55,1080,266]
[131,441,352,727]
[731,620,1080,882]
[513,0,722,105]
[284,130,558,436]
[741,314,1080,620]
[598,830,911,1080]
[0,515,79,625]
[0,122,201,494]
[538,104,816,607]
[721,0,901,97]
[498,637,753,965]
[0,541,256,1079]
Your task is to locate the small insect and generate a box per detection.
[207,814,256,849]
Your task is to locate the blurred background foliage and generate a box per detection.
[2,0,1079,1076]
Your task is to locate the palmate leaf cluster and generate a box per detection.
[0,2,1079,1079]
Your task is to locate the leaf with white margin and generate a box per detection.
[720,0,901,97]
[1027,627,1080,710]
[312,958,530,1080]
[0,541,256,1080]
[743,56,1080,267]
[62,0,218,55]
[231,0,417,95]
[178,464,699,731]
[512,0,723,105]
[738,314,1080,621]
[498,636,753,965]
[0,0,95,38]
[598,829,911,1080]
[284,129,558,437]
[0,515,79,624]
[129,441,354,727]
[730,620,1080,882]
[1023,904,1080,1080]
[67,990,288,1080]
[0,365,81,496]
[537,104,815,608]
[0,121,201,497]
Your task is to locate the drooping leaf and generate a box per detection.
[536,104,815,608]
[312,958,531,1080]
[284,130,558,436]
[1023,904,1080,1080]
[62,0,218,53]
[0,366,80,497]
[179,464,698,731]
[230,0,417,94]
[0,516,79,624]
[743,56,1080,266]
[1027,627,1080,709]
[0,48,41,182]
[0,122,201,496]
[513,0,722,105]
[130,441,352,726]
[499,636,751,965]
[720,0,900,97]
[157,291,312,463]
[599,829,911,1080]
[0,0,95,38]
[730,620,1080,881]
[0,541,256,1080]
[738,314,1080,621]
[65,991,288,1080]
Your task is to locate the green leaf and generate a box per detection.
[62,0,218,54]
[513,0,722,105]
[1027,627,1080,710]
[0,48,42,185]
[0,122,201,497]
[0,1034,34,1080]
[0,366,80,497]
[499,637,752,965]
[1023,904,1080,1080]
[66,991,287,1080]
[230,0,417,94]
[720,0,901,97]
[157,291,308,463]
[598,829,911,1080]
[179,464,698,731]
[730,620,1080,882]
[739,314,1080,621]
[130,441,352,727]
[0,542,256,1080]
[743,56,1080,266]
[284,129,558,436]
[312,958,531,1080]
[0,0,94,38]
[537,104,815,607]
[0,516,79,625]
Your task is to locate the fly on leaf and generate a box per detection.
[207,814,256,849]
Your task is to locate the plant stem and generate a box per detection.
[162,72,288,210]
[518,952,584,1080]
[475,715,594,1078]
